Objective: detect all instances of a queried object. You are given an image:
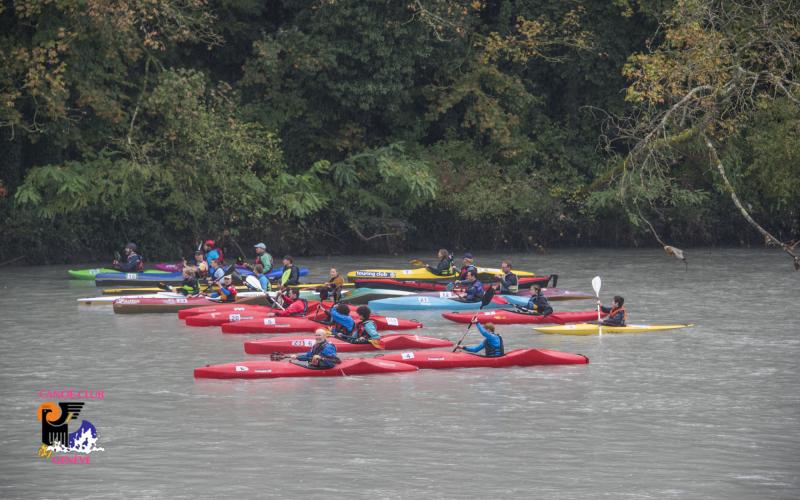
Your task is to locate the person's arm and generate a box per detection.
[364,321,380,339]
[275,300,303,317]
[296,348,313,361]
[462,339,486,353]
[599,304,611,314]
[329,308,355,332]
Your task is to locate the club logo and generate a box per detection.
[36,392,104,464]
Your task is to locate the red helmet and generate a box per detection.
[204,239,215,247]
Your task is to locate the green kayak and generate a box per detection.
[67,268,170,280]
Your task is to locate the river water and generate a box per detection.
[0,249,797,499]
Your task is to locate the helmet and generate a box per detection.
[204,240,215,247]
[125,242,138,251]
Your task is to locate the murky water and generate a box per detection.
[1,249,798,499]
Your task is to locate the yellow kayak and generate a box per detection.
[347,266,536,282]
[533,323,694,335]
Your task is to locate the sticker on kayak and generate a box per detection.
[235,365,249,372]
[416,297,430,304]
[228,314,241,321]
[176,298,187,304]
[386,317,399,326]
[402,270,413,275]
[400,352,415,360]
[291,339,315,347]
[354,271,396,278]
[263,318,276,325]
[438,292,455,298]
[126,273,138,280]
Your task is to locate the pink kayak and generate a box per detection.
[194,358,418,379]
[154,262,183,272]
[441,309,607,325]
[379,349,588,369]
[113,294,268,314]
[244,334,452,354]
[177,303,266,320]
[221,314,423,334]
[184,302,323,327]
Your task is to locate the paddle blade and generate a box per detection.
[409,259,426,268]
[591,276,602,297]
[480,286,495,309]
[244,275,263,292]
[368,339,384,350]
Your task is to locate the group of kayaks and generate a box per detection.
[69,261,694,380]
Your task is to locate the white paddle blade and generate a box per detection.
[245,275,263,292]
[591,276,602,297]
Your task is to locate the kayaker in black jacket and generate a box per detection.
[280,255,300,290]
[520,285,553,316]
[426,249,454,276]
[495,260,519,294]
[598,296,627,326]
[170,267,200,296]
[113,243,144,272]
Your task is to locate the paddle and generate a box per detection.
[244,275,285,311]
[452,287,495,352]
[409,259,426,268]
[592,276,602,336]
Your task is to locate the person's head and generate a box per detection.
[335,303,350,316]
[221,274,232,285]
[329,267,338,278]
[254,242,266,255]
[356,305,371,320]
[210,258,221,268]
[314,328,328,344]
[286,288,300,299]
[194,250,204,263]
[613,295,624,307]
[254,263,264,274]
[283,255,293,266]
[203,239,215,251]
[532,284,542,294]
[438,248,449,259]
[483,323,495,333]
[182,267,195,278]
[466,270,477,281]
[501,260,512,272]
[124,242,137,255]
[463,252,474,264]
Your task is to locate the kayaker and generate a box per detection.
[317,268,344,301]
[209,258,225,283]
[426,249,455,276]
[523,285,553,316]
[112,243,144,272]
[207,274,237,302]
[456,321,504,357]
[170,267,200,296]
[280,255,300,289]
[253,263,271,292]
[203,240,223,269]
[243,242,273,273]
[193,250,209,278]
[327,303,356,338]
[495,260,519,294]
[458,270,485,302]
[598,296,627,326]
[458,253,478,281]
[274,288,308,317]
[337,305,380,344]
[289,329,340,369]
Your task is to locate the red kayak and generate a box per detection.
[221,314,423,334]
[353,276,551,292]
[441,309,607,325]
[177,304,265,320]
[379,349,588,369]
[194,358,418,379]
[113,294,268,314]
[244,333,452,354]
[184,302,322,327]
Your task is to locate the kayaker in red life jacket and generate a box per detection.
[456,321,504,357]
[112,243,144,272]
[458,253,478,280]
[336,305,380,344]
[426,249,455,276]
[458,270,485,302]
[208,274,237,302]
[289,329,340,369]
[274,288,308,317]
[597,295,627,326]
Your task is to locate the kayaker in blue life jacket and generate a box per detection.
[203,240,223,269]
[523,285,553,316]
[112,243,144,272]
[208,274,237,302]
[337,305,380,344]
[458,270,485,302]
[426,249,455,276]
[209,258,225,283]
[457,321,504,357]
[253,263,271,292]
[495,260,519,294]
[326,303,356,339]
[598,295,627,326]
[280,255,300,290]
[290,329,340,369]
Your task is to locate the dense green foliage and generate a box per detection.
[0,0,797,263]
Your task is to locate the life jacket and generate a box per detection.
[256,253,273,272]
[609,306,628,325]
[309,341,342,365]
[284,297,308,317]
[356,319,376,339]
[501,271,518,294]
[220,285,238,302]
[459,264,477,281]
[485,334,504,357]
[132,253,144,272]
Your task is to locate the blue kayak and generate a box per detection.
[94,267,309,286]
[368,294,514,311]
